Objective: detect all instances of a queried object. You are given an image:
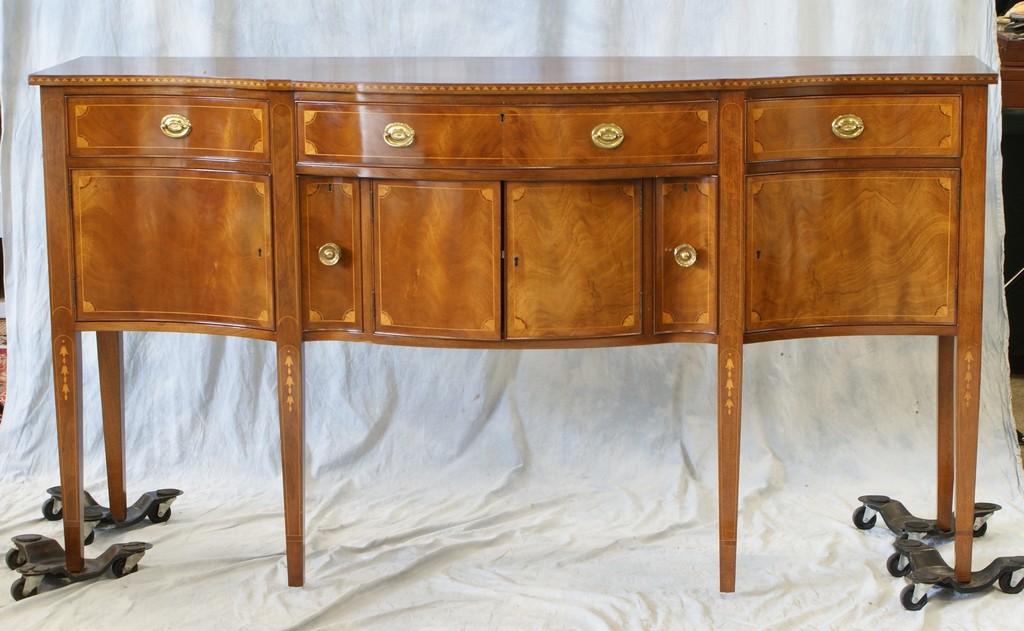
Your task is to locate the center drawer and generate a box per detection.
[298,101,717,167]
[502,102,717,167]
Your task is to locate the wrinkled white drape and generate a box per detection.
[1,1,1021,628]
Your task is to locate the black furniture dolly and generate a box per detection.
[6,534,151,600]
[853,494,1023,610]
[42,486,183,539]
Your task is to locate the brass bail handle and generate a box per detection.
[383,122,415,148]
[318,243,342,266]
[673,243,697,268]
[591,123,624,149]
[831,114,865,140]
[160,113,192,139]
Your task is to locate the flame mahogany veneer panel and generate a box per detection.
[505,180,642,339]
[373,180,502,340]
[746,171,959,329]
[71,170,274,328]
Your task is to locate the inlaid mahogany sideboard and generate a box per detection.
[29,56,996,592]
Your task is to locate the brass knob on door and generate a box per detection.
[318,243,342,266]
[160,114,192,138]
[383,122,415,148]
[831,114,865,140]
[672,244,697,268]
[591,123,624,149]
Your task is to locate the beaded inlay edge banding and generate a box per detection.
[29,74,996,93]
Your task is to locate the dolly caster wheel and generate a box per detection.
[1000,570,1024,594]
[852,505,877,530]
[900,584,928,611]
[975,522,988,538]
[5,548,25,570]
[147,504,171,524]
[886,552,911,577]
[10,577,35,601]
[41,497,62,521]
[110,556,138,578]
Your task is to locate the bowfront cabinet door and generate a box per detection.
[373,180,502,339]
[71,169,274,329]
[301,178,361,331]
[506,180,642,339]
[655,177,717,333]
[746,170,959,331]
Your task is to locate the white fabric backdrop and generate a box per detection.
[1,1,1022,628]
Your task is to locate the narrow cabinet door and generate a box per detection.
[373,180,501,339]
[655,177,717,333]
[301,178,361,331]
[71,169,273,329]
[506,180,642,339]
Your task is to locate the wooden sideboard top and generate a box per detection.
[29,56,996,93]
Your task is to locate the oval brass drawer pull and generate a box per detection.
[383,122,415,148]
[831,114,865,140]
[318,243,342,266]
[591,123,624,149]
[673,243,697,268]
[160,113,192,139]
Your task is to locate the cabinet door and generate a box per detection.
[373,180,501,339]
[71,169,273,328]
[655,178,716,333]
[301,178,361,331]
[506,180,641,339]
[747,170,959,330]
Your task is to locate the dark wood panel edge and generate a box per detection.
[744,324,958,344]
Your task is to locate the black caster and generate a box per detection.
[44,486,183,535]
[852,494,999,539]
[41,489,98,522]
[7,534,151,600]
[891,538,1024,610]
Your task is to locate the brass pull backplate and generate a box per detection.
[160,113,192,139]
[591,123,624,149]
[318,243,342,266]
[673,243,697,268]
[831,114,865,140]
[383,122,415,148]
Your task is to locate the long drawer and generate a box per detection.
[298,101,717,167]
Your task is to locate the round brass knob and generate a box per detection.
[672,244,697,268]
[831,114,865,140]
[591,123,624,149]
[318,243,342,266]
[160,114,192,139]
[383,122,415,148]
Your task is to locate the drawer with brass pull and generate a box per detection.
[502,102,717,167]
[746,95,961,162]
[298,101,716,167]
[299,103,504,166]
[67,96,269,160]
